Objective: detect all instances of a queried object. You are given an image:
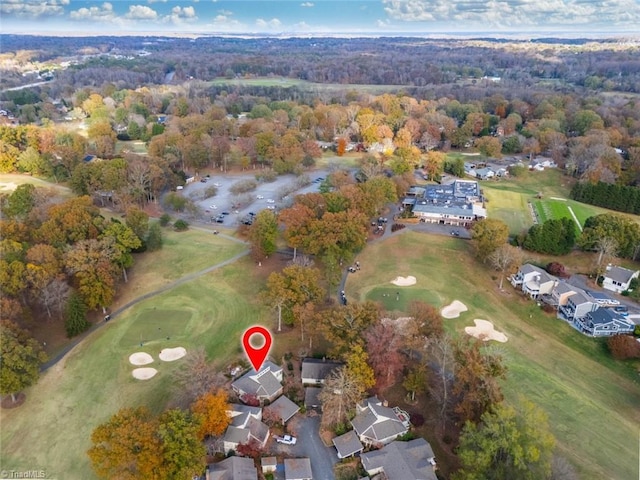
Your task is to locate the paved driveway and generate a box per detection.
[274,414,338,480]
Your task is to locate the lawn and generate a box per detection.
[115,140,148,155]
[0,238,265,479]
[346,231,640,480]
[482,170,636,235]
[208,76,404,94]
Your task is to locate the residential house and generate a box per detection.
[511,264,557,298]
[574,308,635,337]
[557,291,597,323]
[351,396,411,446]
[284,458,313,480]
[333,430,364,459]
[222,404,270,454]
[548,281,585,307]
[261,457,277,475]
[360,438,437,480]
[301,358,343,385]
[231,361,283,405]
[603,265,639,294]
[474,167,495,180]
[206,456,258,480]
[264,395,300,424]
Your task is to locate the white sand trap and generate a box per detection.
[129,352,154,366]
[132,367,158,380]
[441,300,468,319]
[159,347,187,362]
[465,319,508,343]
[391,276,417,286]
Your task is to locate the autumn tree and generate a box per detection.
[344,344,376,392]
[427,334,455,432]
[0,320,47,404]
[423,151,446,181]
[408,300,444,340]
[157,409,205,479]
[607,335,640,360]
[2,183,36,220]
[403,364,427,402]
[454,399,555,480]
[488,244,522,290]
[249,210,278,261]
[191,389,231,440]
[318,301,380,358]
[65,292,90,338]
[125,207,150,242]
[100,220,142,282]
[578,214,640,260]
[452,339,507,425]
[475,136,502,158]
[471,218,510,262]
[365,322,405,392]
[88,406,165,480]
[64,238,119,312]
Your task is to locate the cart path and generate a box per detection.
[41,248,250,371]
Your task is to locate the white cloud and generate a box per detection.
[376,19,391,27]
[163,5,198,24]
[125,5,158,20]
[147,0,166,3]
[256,18,282,28]
[382,0,640,27]
[218,9,233,15]
[1,0,69,18]
[300,2,315,7]
[70,2,117,22]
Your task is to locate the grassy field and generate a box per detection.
[346,231,640,480]
[209,76,406,94]
[0,173,73,196]
[115,140,148,155]
[0,237,264,479]
[481,170,631,235]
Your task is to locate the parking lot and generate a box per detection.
[181,169,332,226]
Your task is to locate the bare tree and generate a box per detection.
[596,236,618,268]
[318,367,364,429]
[172,348,224,406]
[426,334,455,434]
[489,244,523,290]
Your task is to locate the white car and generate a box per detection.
[275,435,297,445]
[266,205,276,210]
[213,182,221,187]
[256,195,264,199]
[209,205,217,209]
[266,199,275,203]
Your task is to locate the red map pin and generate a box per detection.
[242,326,272,372]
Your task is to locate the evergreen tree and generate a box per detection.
[65,292,90,338]
[146,223,163,251]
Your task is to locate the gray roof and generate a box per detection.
[586,308,624,325]
[284,458,313,480]
[360,438,437,480]
[208,456,258,480]
[224,426,249,445]
[231,361,283,400]
[229,404,261,427]
[261,457,277,468]
[333,430,364,458]
[568,291,592,306]
[351,399,408,443]
[606,265,638,284]
[301,358,343,382]
[304,387,322,408]
[265,395,300,423]
[246,417,270,444]
[520,264,545,275]
[554,281,580,296]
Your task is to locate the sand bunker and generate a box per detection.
[159,347,187,362]
[129,352,154,366]
[441,300,468,319]
[132,368,158,380]
[391,276,417,286]
[464,319,508,343]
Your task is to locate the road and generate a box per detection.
[274,415,338,480]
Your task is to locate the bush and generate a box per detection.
[173,219,189,231]
[607,335,640,360]
[203,186,218,198]
[546,262,568,278]
[229,179,257,195]
[159,213,171,226]
[334,422,349,436]
[256,169,277,182]
[410,413,424,427]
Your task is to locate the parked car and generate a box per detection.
[256,195,264,199]
[266,199,275,203]
[275,435,297,445]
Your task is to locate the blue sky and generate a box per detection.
[1,0,640,35]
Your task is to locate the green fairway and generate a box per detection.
[209,76,406,94]
[0,235,262,479]
[347,231,640,480]
[365,286,442,312]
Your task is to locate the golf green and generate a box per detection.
[119,308,193,347]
